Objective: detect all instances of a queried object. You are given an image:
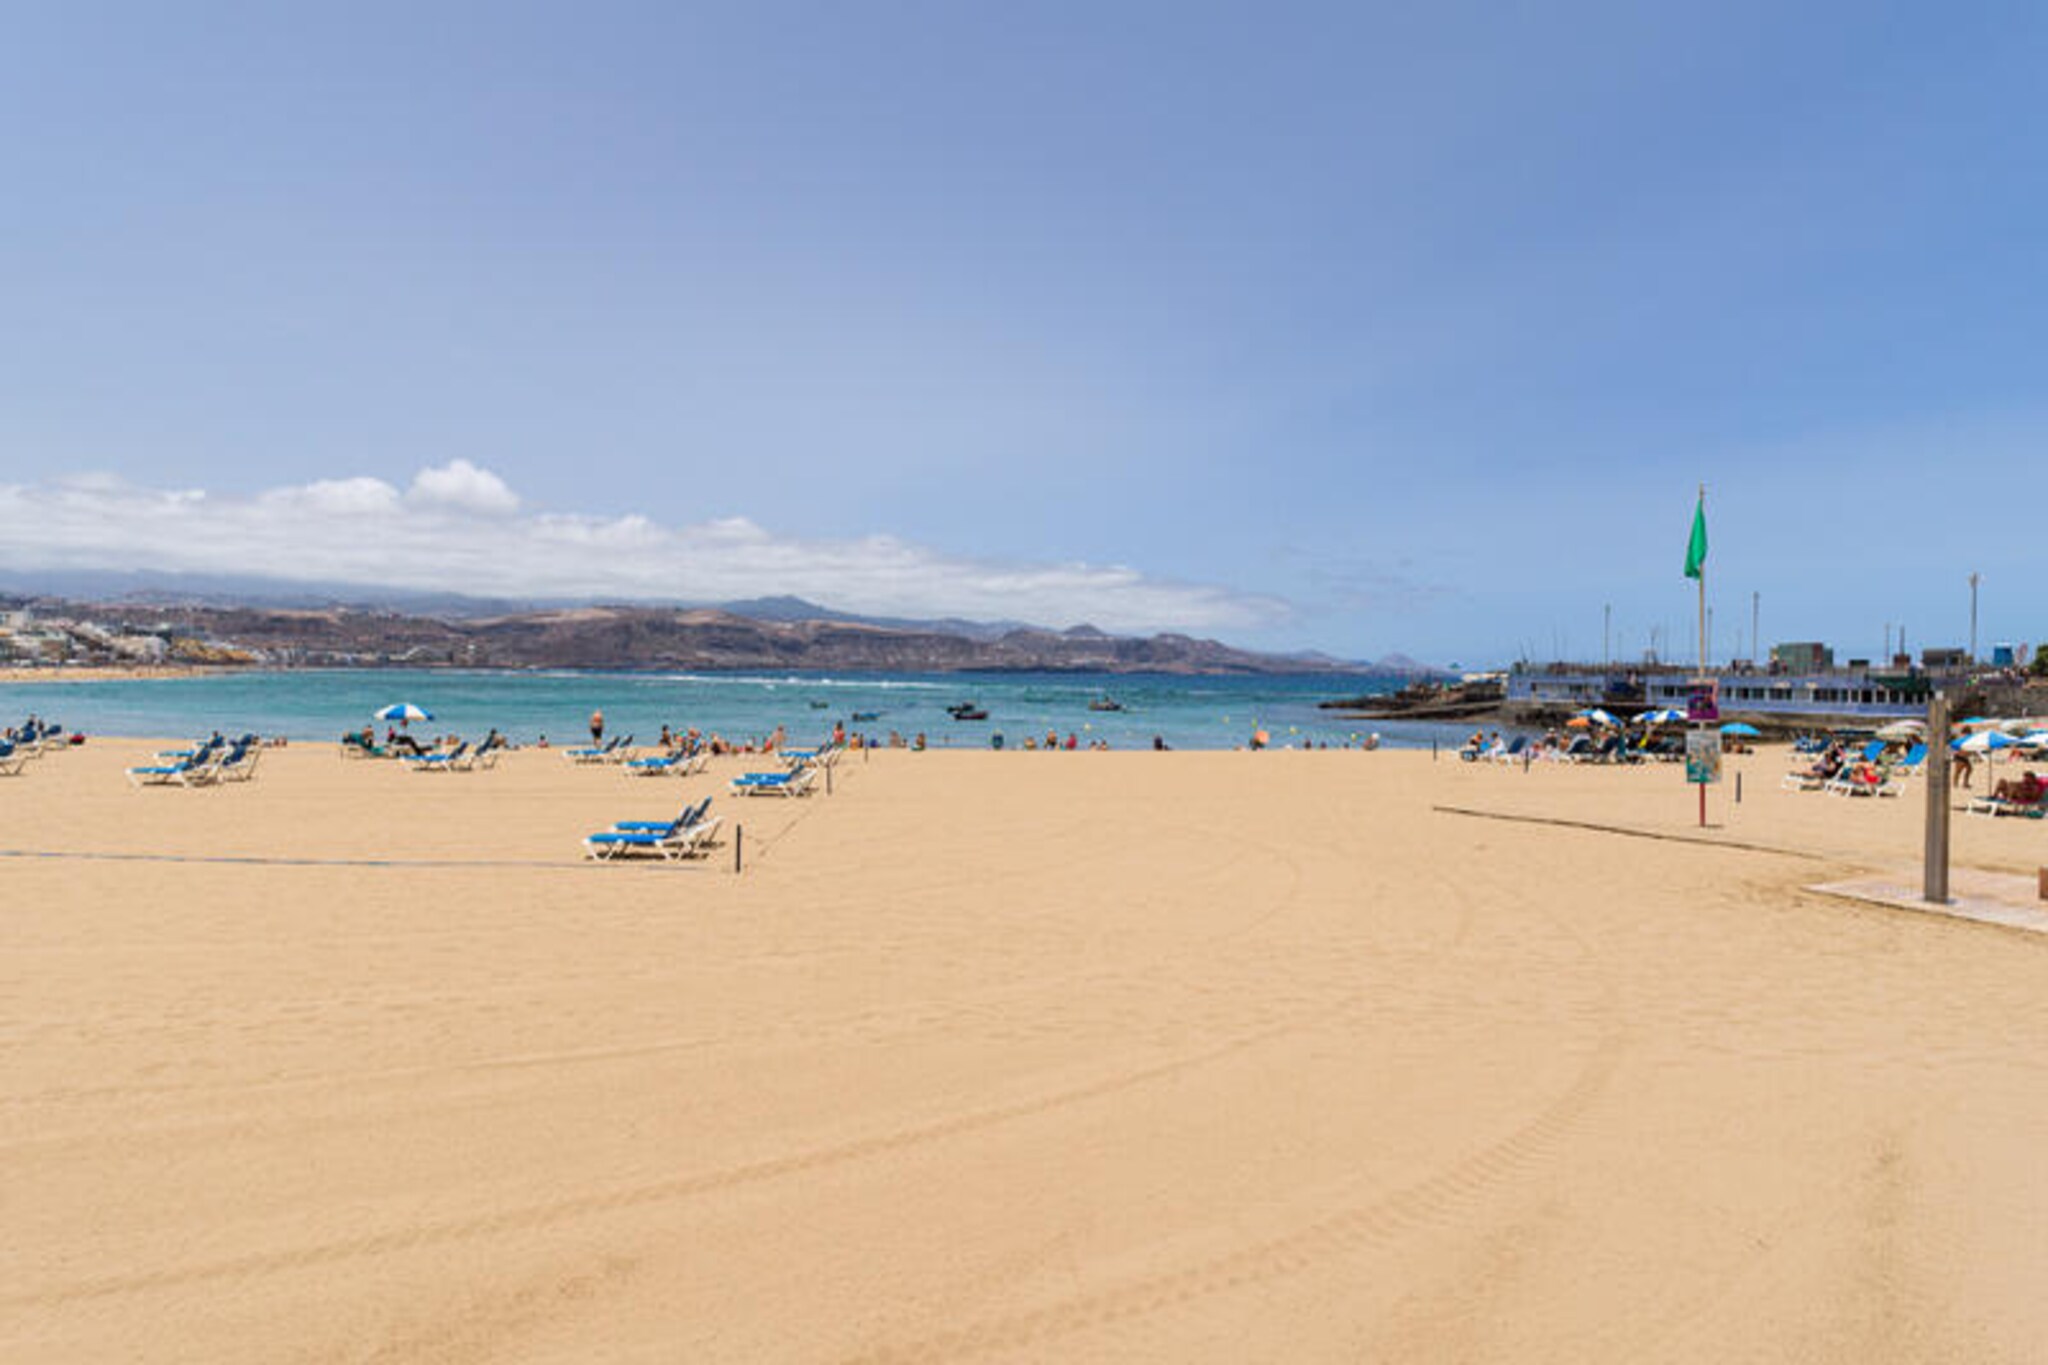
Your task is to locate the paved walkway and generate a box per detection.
[1811,867,2048,936]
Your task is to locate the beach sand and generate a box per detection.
[5,743,2047,1361]
[0,665,225,685]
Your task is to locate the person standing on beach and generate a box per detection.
[589,710,604,745]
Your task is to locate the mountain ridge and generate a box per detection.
[3,596,1443,676]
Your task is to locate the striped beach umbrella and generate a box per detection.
[1952,729,2015,790]
[1574,708,1622,727]
[1637,708,1686,726]
[374,702,433,724]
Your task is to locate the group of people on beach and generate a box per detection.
[990,729,1112,751]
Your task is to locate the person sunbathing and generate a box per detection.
[1991,771,2045,805]
[1801,747,1844,781]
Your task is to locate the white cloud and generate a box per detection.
[406,459,520,516]
[260,477,402,516]
[0,466,1286,634]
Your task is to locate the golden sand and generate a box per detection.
[0,665,225,685]
[5,742,2047,1361]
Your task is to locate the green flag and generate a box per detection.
[1683,495,1708,580]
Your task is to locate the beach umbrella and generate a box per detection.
[1638,708,1686,726]
[375,702,433,724]
[1719,722,1761,737]
[1875,719,1925,740]
[1958,716,2005,732]
[1575,708,1621,727]
[1952,729,2015,789]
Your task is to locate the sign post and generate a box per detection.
[1686,726,1722,826]
[1686,681,1721,828]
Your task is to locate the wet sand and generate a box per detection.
[5,743,2047,1361]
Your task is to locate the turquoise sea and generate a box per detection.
[0,668,1483,752]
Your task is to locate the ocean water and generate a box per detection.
[0,668,1485,752]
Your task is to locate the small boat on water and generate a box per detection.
[850,711,880,722]
[948,704,989,721]
[1088,698,1125,712]
[808,700,829,709]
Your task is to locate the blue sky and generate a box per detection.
[2,3,2042,664]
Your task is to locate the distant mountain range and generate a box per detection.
[0,574,1445,676]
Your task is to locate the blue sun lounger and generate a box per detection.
[127,750,223,787]
[583,798,721,860]
[730,766,818,797]
[404,741,469,772]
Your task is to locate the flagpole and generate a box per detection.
[1697,483,1707,677]
[1697,483,1707,828]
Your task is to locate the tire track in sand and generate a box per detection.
[836,858,1628,1364]
[3,823,1327,1308]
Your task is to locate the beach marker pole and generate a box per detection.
[1924,695,1950,904]
[827,764,833,795]
[735,824,744,876]
[1735,770,1742,804]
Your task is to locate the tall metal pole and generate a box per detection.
[1752,591,1760,667]
[1604,603,1611,676]
[1969,572,1980,662]
[1924,693,1950,903]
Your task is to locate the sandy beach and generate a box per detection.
[0,665,227,685]
[6,742,2048,1361]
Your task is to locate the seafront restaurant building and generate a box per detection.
[1504,648,1973,727]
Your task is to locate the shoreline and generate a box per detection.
[0,664,228,685]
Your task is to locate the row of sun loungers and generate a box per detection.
[402,740,505,773]
[127,734,262,787]
[1,719,70,773]
[726,743,845,796]
[1459,735,1675,764]
[583,797,724,860]
[730,765,818,797]
[581,745,847,860]
[624,750,711,778]
[1781,742,1924,798]
[564,735,635,764]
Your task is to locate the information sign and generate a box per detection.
[1685,727,1723,785]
